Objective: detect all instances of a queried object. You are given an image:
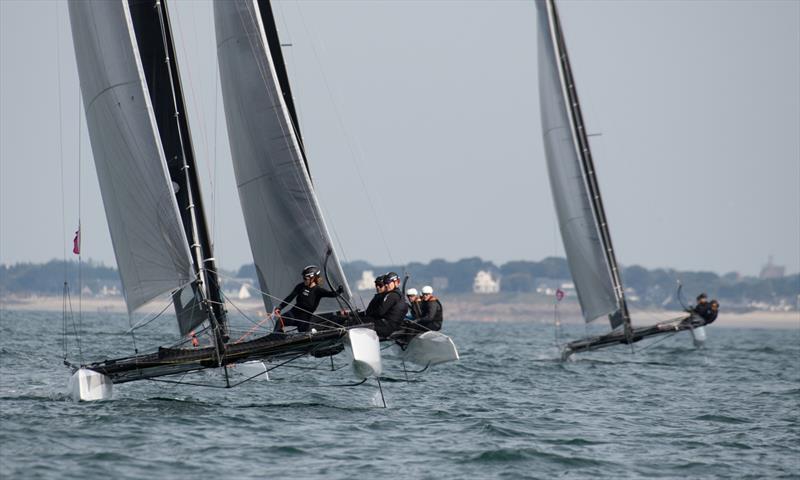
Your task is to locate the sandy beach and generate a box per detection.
[2,293,797,329]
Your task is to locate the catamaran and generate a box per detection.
[213,0,459,370]
[65,0,456,401]
[536,0,711,359]
[65,0,380,401]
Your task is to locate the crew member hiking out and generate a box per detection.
[363,272,408,339]
[700,300,720,325]
[692,293,709,316]
[406,288,422,320]
[364,275,387,319]
[417,285,443,331]
[273,265,342,334]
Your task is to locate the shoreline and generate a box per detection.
[2,294,797,329]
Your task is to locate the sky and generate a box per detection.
[1,0,798,277]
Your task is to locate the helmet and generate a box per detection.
[384,272,400,283]
[374,275,385,286]
[406,288,418,296]
[302,265,321,278]
[421,285,433,295]
[696,292,708,302]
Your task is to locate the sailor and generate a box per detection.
[702,300,720,325]
[273,265,342,333]
[417,285,443,331]
[405,288,422,320]
[364,275,387,318]
[692,293,709,315]
[364,272,408,339]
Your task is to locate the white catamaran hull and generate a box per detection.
[345,328,382,379]
[397,331,460,367]
[691,325,707,347]
[69,368,113,402]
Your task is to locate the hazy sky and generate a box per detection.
[1,0,798,277]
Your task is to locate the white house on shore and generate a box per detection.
[473,270,500,294]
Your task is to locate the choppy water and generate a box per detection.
[1,310,798,479]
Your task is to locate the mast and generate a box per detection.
[256,0,310,175]
[128,0,227,341]
[541,0,630,330]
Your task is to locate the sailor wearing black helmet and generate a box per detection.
[364,272,408,339]
[273,265,342,333]
[364,274,386,318]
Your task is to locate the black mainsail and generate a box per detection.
[127,0,226,338]
[536,0,696,358]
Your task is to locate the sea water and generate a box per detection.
[1,310,798,479]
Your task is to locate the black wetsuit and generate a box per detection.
[692,303,718,325]
[407,300,423,320]
[364,289,408,338]
[418,297,443,331]
[365,291,386,318]
[275,283,338,333]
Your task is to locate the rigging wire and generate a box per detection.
[56,3,66,281]
[291,1,396,266]
[76,84,84,362]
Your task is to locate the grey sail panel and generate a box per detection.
[214,0,351,313]
[69,1,194,313]
[536,0,618,323]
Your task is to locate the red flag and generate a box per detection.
[555,288,565,302]
[72,227,81,255]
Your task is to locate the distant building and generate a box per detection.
[100,285,120,297]
[473,270,500,294]
[356,270,376,291]
[760,256,785,279]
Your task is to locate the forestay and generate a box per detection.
[214,0,351,313]
[536,0,622,325]
[69,1,194,313]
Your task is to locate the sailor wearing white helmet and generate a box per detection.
[418,285,443,331]
[405,288,422,320]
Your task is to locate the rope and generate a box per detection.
[291,1,396,266]
[635,329,681,353]
[125,298,174,333]
[209,268,347,332]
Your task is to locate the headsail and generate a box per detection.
[214,0,352,313]
[536,0,628,328]
[69,1,194,313]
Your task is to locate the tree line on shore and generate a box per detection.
[4,257,795,311]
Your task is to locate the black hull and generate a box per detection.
[561,314,704,360]
[81,323,371,384]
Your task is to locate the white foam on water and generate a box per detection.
[371,388,387,408]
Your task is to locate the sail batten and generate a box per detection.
[214,0,351,314]
[536,0,627,326]
[69,0,194,313]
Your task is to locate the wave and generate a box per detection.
[467,447,610,467]
[692,414,752,424]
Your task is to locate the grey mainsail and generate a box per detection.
[69,0,194,314]
[536,0,628,328]
[214,0,352,313]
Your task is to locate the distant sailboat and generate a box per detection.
[535,0,709,359]
[66,0,379,401]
